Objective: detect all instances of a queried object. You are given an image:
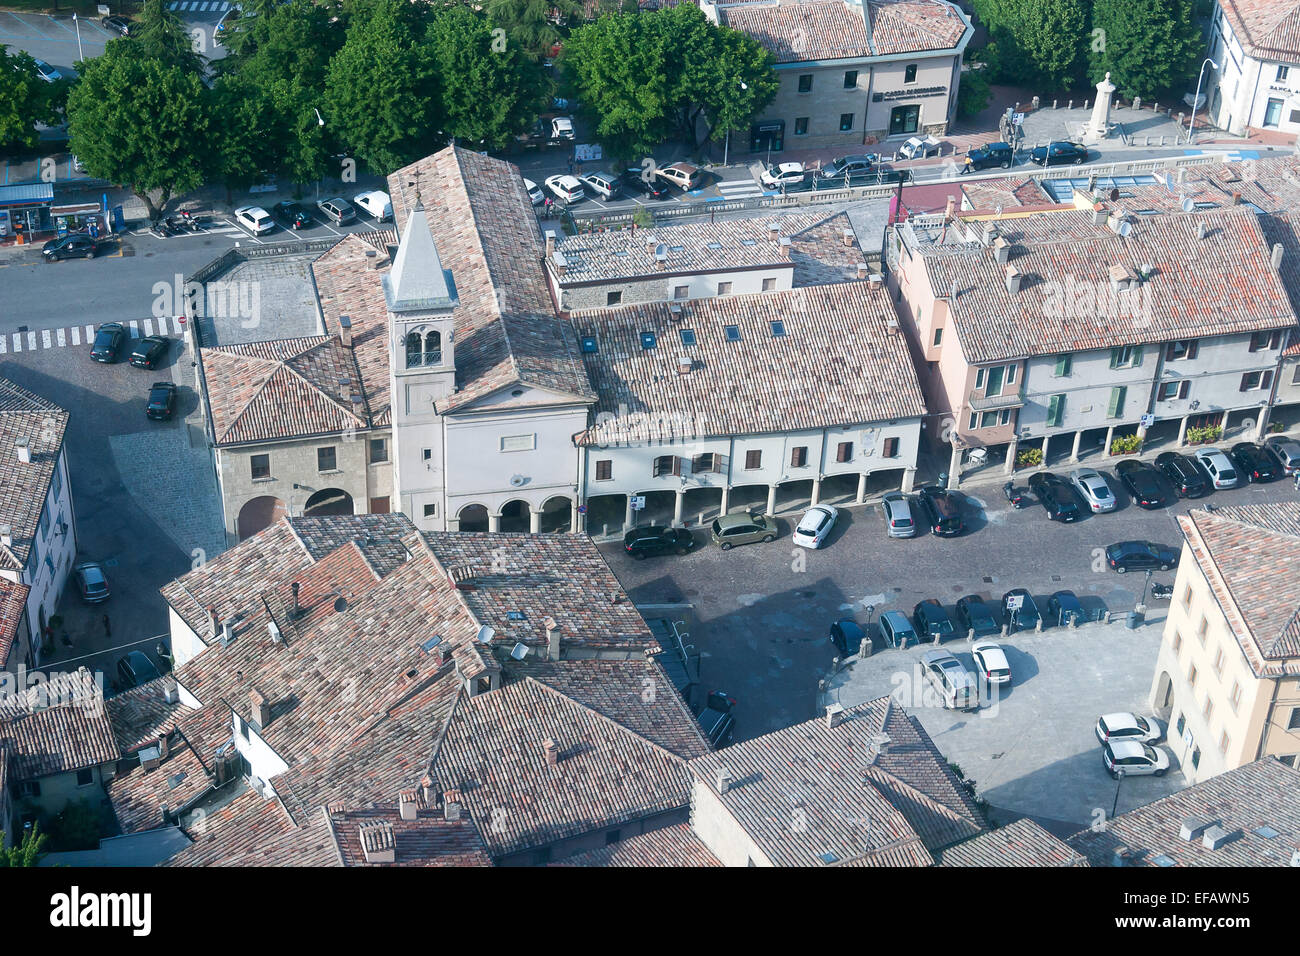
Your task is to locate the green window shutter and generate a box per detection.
[1046,394,1063,427]
[1055,354,1071,376]
[1131,345,1143,368]
[1109,347,1122,369]
[1108,386,1127,418]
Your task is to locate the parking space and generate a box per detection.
[0,12,112,75]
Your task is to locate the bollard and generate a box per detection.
[818,678,828,692]
[932,631,942,646]
[1160,135,1166,146]
[1153,101,1159,114]
[1068,99,1074,110]
[1084,99,1090,111]
[1133,96,1141,112]
[1001,624,1009,638]
[1053,99,1058,109]
[1144,136,1150,146]
[859,637,872,659]
[1036,619,1043,634]
[1032,95,1040,110]
[1178,111,1185,127]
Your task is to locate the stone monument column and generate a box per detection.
[1083,72,1117,144]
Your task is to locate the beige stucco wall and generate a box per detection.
[689,779,769,866]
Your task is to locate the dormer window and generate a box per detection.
[405,329,442,368]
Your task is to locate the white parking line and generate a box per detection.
[71,326,80,346]
[142,318,154,336]
[26,332,35,350]
[85,324,95,342]
[56,328,65,347]
[41,329,51,349]
[0,337,6,354]
[10,335,19,353]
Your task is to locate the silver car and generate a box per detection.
[921,650,978,710]
[1194,447,1239,489]
[881,492,916,538]
[1264,435,1300,475]
[1070,468,1117,513]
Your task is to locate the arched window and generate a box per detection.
[405,331,423,368]
[425,330,441,365]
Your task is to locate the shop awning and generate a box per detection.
[51,202,102,217]
[0,183,54,206]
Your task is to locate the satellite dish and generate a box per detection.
[1118,221,1133,237]
[477,625,496,644]
[1109,187,1120,202]
[510,642,529,660]
[333,596,348,613]
[1181,196,1195,213]
[510,475,527,487]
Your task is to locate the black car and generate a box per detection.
[621,168,671,200]
[1047,589,1085,626]
[1229,442,1279,483]
[962,141,1014,172]
[916,485,963,536]
[129,335,169,369]
[116,651,161,690]
[146,381,177,421]
[913,598,957,641]
[623,526,695,559]
[101,14,131,34]
[90,322,126,363]
[274,200,312,229]
[1029,141,1089,167]
[696,691,735,748]
[955,595,1001,637]
[1105,540,1180,573]
[1155,452,1210,498]
[1002,588,1041,633]
[1115,459,1168,509]
[829,618,866,656]
[1028,472,1082,522]
[43,233,100,262]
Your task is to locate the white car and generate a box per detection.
[1103,739,1170,777]
[898,134,941,160]
[1193,447,1239,489]
[551,116,575,140]
[545,174,585,203]
[523,178,545,207]
[760,162,806,189]
[792,505,838,549]
[1095,713,1162,745]
[352,190,392,222]
[1264,435,1300,475]
[1069,468,1117,513]
[580,172,620,200]
[921,650,978,710]
[233,205,274,235]
[970,640,1011,686]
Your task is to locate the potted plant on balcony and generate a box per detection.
[1015,448,1043,469]
[1109,434,1143,456]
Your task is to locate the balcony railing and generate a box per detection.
[968,389,1025,412]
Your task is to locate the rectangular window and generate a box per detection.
[1264,97,1284,127]
[1228,681,1241,713]
[369,497,390,514]
[844,70,858,88]
[798,74,813,93]
[980,411,999,428]
[1277,65,1289,82]
[1188,662,1198,688]
[882,437,899,458]
[1159,380,1191,401]
[1000,409,1012,426]
[251,454,271,480]
[236,714,249,740]
[20,781,40,797]
[717,281,732,296]
[317,446,337,472]
[1288,708,1300,731]
[50,462,63,501]
[1249,330,1283,351]
[794,117,809,136]
[368,438,388,464]
[932,328,943,346]
[1240,369,1274,391]
[904,63,917,83]
[76,767,94,787]
[692,453,720,473]
[975,368,986,389]
[1171,631,1182,657]
[595,460,612,480]
[836,442,853,463]
[423,503,437,518]
[1053,354,1071,377]
[500,434,536,453]
[606,291,622,306]
[1212,645,1225,676]
[968,412,978,430]
[1181,584,1193,609]
[762,277,777,292]
[1202,695,1213,723]
[839,113,854,132]
[1166,339,1199,361]
[1046,394,1065,428]
[790,446,808,468]
[1175,713,1185,736]
[654,455,680,477]
[745,449,762,470]
[674,286,689,299]
[38,509,49,541]
[1197,615,1208,644]
[1218,731,1230,756]
[1109,345,1142,368]
[1107,386,1127,419]
[422,448,433,462]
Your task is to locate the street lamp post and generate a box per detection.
[1110,768,1126,818]
[72,13,84,62]
[314,109,326,200]
[722,81,748,168]
[1188,58,1219,144]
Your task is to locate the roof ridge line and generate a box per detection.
[519,677,689,767]
[275,354,368,428]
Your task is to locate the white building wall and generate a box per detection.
[690,780,769,867]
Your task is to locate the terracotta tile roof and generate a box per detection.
[286,514,418,577]
[959,177,1060,212]
[1219,0,1300,60]
[0,668,117,780]
[573,281,926,445]
[1067,758,1300,866]
[200,336,372,446]
[688,698,983,865]
[0,377,68,573]
[163,781,298,866]
[866,0,967,55]
[1178,503,1300,678]
[389,147,595,412]
[789,211,870,286]
[433,677,693,857]
[212,809,342,866]
[328,806,492,866]
[555,822,721,866]
[718,0,965,62]
[0,578,29,667]
[105,678,195,753]
[903,205,1299,364]
[939,817,1089,866]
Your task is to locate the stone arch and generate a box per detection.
[538,495,572,533]
[303,487,354,517]
[498,499,531,533]
[238,495,287,540]
[458,503,489,532]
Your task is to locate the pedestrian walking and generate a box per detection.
[102,614,111,638]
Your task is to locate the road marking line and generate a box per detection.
[156,316,170,336]
[26,331,35,350]
[56,328,65,348]
[12,334,20,353]
[71,326,80,346]
[85,324,95,342]
[0,337,6,354]
[143,318,154,336]
[128,320,140,336]
[41,329,51,349]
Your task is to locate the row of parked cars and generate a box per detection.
[89,323,178,420]
[533,162,705,206]
[231,191,393,236]
[759,157,912,191]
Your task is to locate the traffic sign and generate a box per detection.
[1140,414,1155,428]
[630,496,646,511]
[1006,594,1024,611]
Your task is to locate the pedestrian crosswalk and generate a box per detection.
[716,179,766,198]
[167,1,231,11]
[0,317,184,356]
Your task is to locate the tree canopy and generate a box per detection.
[1091,0,1201,100]
[0,46,59,153]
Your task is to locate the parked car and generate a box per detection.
[1264,435,1300,475]
[760,162,807,189]
[1001,588,1041,633]
[1103,739,1170,777]
[955,595,1001,637]
[544,174,585,203]
[1155,452,1211,498]
[656,162,702,192]
[273,200,312,229]
[352,190,393,222]
[146,381,177,421]
[971,640,1012,687]
[580,172,621,201]
[42,233,100,262]
[1105,540,1180,573]
[921,650,978,710]
[101,14,132,34]
[74,562,110,603]
[621,168,671,200]
[1069,468,1117,513]
[962,141,1014,172]
[710,512,778,550]
[916,485,963,536]
[1095,712,1163,745]
[90,322,126,363]
[523,178,546,207]
[793,504,838,549]
[33,58,63,83]
[1029,141,1089,166]
[897,134,941,160]
[1046,589,1085,626]
[829,618,866,656]
[1193,447,1239,489]
[1229,442,1279,482]
[623,526,695,559]
[695,691,735,747]
[234,205,275,235]
[913,598,957,641]
[1028,472,1083,522]
[116,651,161,690]
[550,116,575,140]
[129,335,169,370]
[818,154,876,180]
[879,610,918,649]
[1115,459,1168,509]
[316,197,357,225]
[881,492,916,538]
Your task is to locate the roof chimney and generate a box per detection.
[841,228,855,248]
[15,438,31,464]
[677,355,692,376]
[1202,825,1233,850]
[715,767,733,793]
[867,271,883,289]
[993,236,1011,265]
[359,821,396,864]
[398,789,418,821]
[1179,817,1211,841]
[645,234,658,256]
[1005,264,1023,294]
[290,581,301,618]
[550,249,567,276]
[0,524,13,549]
[221,620,234,647]
[339,315,353,348]
[655,248,668,270]
[420,774,435,806]
[1271,242,1284,271]
[543,737,560,766]
[944,195,956,220]
[869,732,891,757]
[249,687,271,728]
[544,229,557,257]
[157,734,169,761]
[1092,206,1107,226]
[981,222,998,246]
[544,615,561,661]
[443,789,462,821]
[779,236,792,259]
[825,703,845,728]
[768,221,781,242]
[208,605,219,638]
[1196,220,1208,240]
[1231,191,1242,205]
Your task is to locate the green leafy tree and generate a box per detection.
[957,68,992,117]
[971,0,1087,90]
[0,46,58,153]
[483,0,579,58]
[0,824,48,867]
[211,76,279,203]
[133,0,207,74]
[323,0,442,175]
[66,44,211,221]
[1091,0,1201,100]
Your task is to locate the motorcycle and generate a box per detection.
[1003,481,1030,509]
[1150,582,1174,601]
[148,218,169,239]
[179,209,203,232]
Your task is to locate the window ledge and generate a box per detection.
[318,469,344,476]
[251,476,275,483]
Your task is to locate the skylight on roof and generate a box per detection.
[740,238,758,246]
[581,336,598,354]
[669,245,685,253]
[680,328,697,347]
[640,331,658,350]
[507,611,526,621]
[706,241,722,250]
[421,635,443,652]
[724,325,742,342]
[770,320,786,337]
